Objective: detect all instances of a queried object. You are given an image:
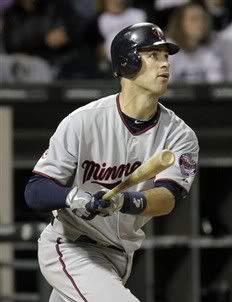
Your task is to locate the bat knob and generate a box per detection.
[160,150,175,167]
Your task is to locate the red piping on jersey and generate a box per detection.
[55,238,89,302]
[154,178,187,192]
[116,94,161,135]
[33,170,52,178]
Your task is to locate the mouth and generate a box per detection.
[157,73,169,79]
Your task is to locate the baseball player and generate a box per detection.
[25,22,199,302]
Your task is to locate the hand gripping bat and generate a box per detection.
[103,149,175,200]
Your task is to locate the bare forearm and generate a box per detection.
[142,187,175,217]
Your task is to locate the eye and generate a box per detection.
[149,51,158,58]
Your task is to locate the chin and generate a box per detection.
[151,85,167,97]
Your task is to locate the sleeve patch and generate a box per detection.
[179,153,196,177]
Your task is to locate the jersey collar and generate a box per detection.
[116,94,160,135]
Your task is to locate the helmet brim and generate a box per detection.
[140,41,179,55]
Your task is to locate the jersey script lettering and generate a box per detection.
[81,160,141,184]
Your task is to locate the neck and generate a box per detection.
[119,79,159,120]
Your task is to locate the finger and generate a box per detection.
[98,200,110,209]
[93,191,106,199]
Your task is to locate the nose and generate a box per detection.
[159,52,170,67]
[161,60,170,70]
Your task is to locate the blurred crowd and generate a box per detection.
[0,0,231,84]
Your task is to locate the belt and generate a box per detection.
[76,235,124,253]
[51,218,124,253]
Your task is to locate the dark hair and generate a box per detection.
[166,3,211,50]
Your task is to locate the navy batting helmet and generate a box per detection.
[110,22,179,78]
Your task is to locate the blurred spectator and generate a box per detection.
[0,0,54,84]
[166,3,224,83]
[0,0,14,15]
[0,54,54,83]
[220,23,232,81]
[133,0,191,30]
[71,0,97,20]
[2,0,91,79]
[86,0,147,74]
[199,0,232,31]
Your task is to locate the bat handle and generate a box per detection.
[102,189,118,200]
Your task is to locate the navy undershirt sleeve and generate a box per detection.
[154,179,187,201]
[24,175,72,211]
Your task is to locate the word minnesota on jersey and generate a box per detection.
[82,160,141,187]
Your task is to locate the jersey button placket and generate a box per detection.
[127,136,140,163]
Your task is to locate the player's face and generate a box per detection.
[133,47,170,96]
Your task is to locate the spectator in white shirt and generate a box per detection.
[166,3,224,83]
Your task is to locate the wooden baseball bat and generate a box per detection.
[103,149,175,200]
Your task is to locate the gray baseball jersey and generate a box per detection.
[34,93,199,254]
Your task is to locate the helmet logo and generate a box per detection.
[153,28,164,41]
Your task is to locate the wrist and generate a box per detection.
[120,192,147,215]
